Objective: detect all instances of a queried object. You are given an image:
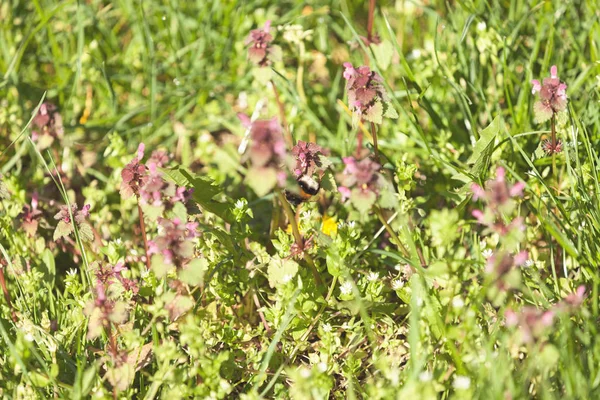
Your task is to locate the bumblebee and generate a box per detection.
[284,174,321,206]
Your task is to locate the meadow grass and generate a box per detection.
[0,0,600,398]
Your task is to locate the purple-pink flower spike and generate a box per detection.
[246,21,275,67]
[531,65,568,123]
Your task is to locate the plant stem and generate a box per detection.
[0,267,16,322]
[551,114,557,174]
[276,191,322,286]
[375,207,410,259]
[252,291,271,333]
[356,125,364,157]
[270,80,293,147]
[367,0,376,42]
[371,122,379,162]
[136,198,151,270]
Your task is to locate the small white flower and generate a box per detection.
[479,240,487,249]
[367,272,379,281]
[524,259,534,268]
[453,375,471,390]
[300,367,311,378]
[342,322,350,330]
[317,362,328,372]
[347,221,356,229]
[452,297,465,309]
[477,21,487,31]
[235,199,245,209]
[66,269,77,277]
[340,281,353,295]
[482,249,494,259]
[301,210,313,221]
[419,371,433,382]
[322,323,332,333]
[392,279,404,290]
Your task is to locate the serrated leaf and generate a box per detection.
[78,223,94,242]
[350,188,376,214]
[246,167,278,197]
[179,258,208,286]
[162,166,233,223]
[151,254,172,278]
[371,40,394,70]
[319,170,337,192]
[363,101,383,125]
[53,220,73,241]
[267,256,299,288]
[383,102,398,119]
[467,115,502,178]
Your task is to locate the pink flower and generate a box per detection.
[531,65,568,123]
[31,102,64,148]
[505,307,554,344]
[471,166,525,236]
[562,285,586,308]
[120,144,148,199]
[246,118,286,168]
[342,63,393,124]
[291,141,325,177]
[19,193,43,236]
[149,218,200,268]
[337,156,381,197]
[486,250,528,276]
[246,21,275,67]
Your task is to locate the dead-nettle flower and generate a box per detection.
[505,307,554,344]
[139,155,192,209]
[342,63,397,124]
[292,141,325,178]
[560,285,586,309]
[486,250,528,286]
[531,65,568,123]
[85,283,128,340]
[471,166,525,236]
[240,116,289,195]
[93,261,126,286]
[336,156,395,213]
[93,261,139,295]
[53,203,94,242]
[31,102,64,149]
[338,156,381,200]
[246,21,280,67]
[541,138,564,156]
[149,218,200,267]
[120,143,148,199]
[19,193,43,237]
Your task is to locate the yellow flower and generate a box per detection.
[321,215,337,237]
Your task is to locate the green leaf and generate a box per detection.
[179,258,208,286]
[371,40,394,70]
[151,254,172,279]
[350,188,376,214]
[267,256,299,288]
[467,115,502,178]
[162,166,233,223]
[53,220,73,241]
[78,222,94,243]
[245,167,278,197]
